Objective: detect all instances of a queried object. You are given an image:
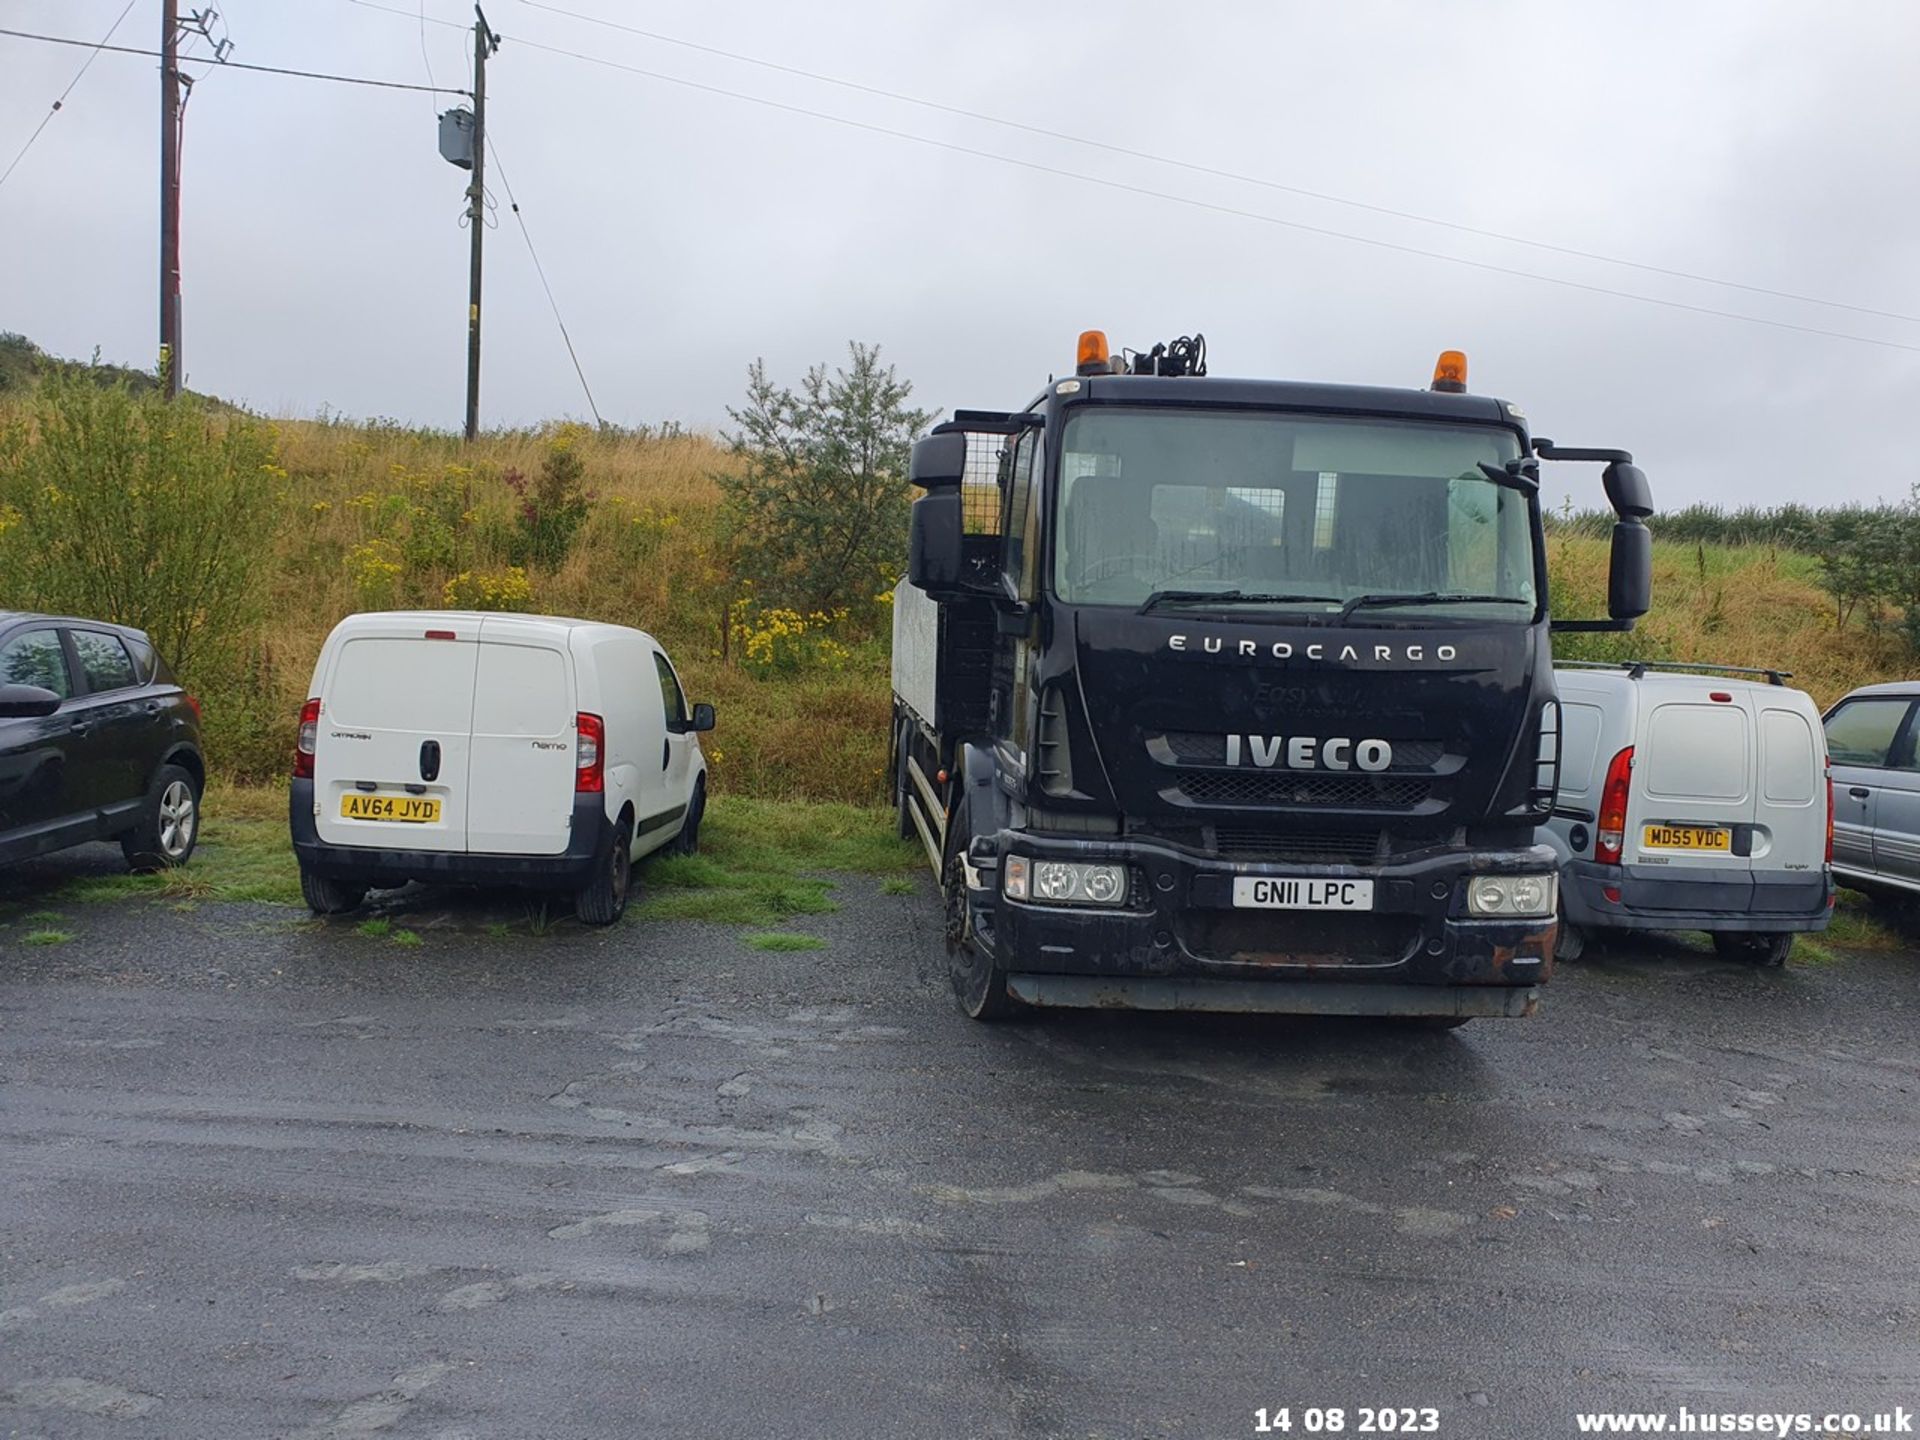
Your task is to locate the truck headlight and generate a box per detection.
[1008,859,1127,906]
[1467,873,1557,917]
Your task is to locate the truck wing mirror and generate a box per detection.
[1539,441,1655,634]
[908,489,967,597]
[0,683,61,719]
[909,432,968,489]
[1607,519,1652,621]
[1602,461,1653,520]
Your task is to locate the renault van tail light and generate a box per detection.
[1825,763,1834,865]
[576,712,605,793]
[1595,745,1634,865]
[293,698,320,779]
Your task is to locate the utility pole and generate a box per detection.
[465,6,498,441]
[159,0,182,397]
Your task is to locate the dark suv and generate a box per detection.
[0,612,205,870]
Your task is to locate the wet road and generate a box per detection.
[2,853,1917,1439]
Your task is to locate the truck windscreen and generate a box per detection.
[1054,409,1536,619]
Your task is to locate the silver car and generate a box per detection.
[1824,682,1920,899]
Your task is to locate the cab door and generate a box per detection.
[992,426,1043,768]
[648,650,695,842]
[1823,695,1915,880]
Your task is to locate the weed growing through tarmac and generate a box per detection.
[391,928,423,948]
[484,922,511,939]
[23,910,64,925]
[22,929,73,946]
[744,931,826,952]
[357,918,393,939]
[880,877,917,896]
[637,796,917,926]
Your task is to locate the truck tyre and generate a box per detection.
[1712,931,1793,968]
[1554,916,1587,963]
[121,763,201,871]
[895,721,916,841]
[300,866,366,917]
[669,779,706,857]
[576,817,633,926]
[943,801,1016,1021]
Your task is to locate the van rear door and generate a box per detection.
[1628,687,1755,906]
[466,617,577,856]
[314,618,479,852]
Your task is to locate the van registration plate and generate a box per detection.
[1642,824,1730,852]
[1232,877,1374,910]
[340,794,441,823]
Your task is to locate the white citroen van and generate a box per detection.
[290,612,712,924]
[1541,662,1832,966]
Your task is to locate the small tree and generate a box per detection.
[719,342,929,614]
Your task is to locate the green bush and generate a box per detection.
[0,376,284,675]
[719,342,927,615]
[504,427,592,567]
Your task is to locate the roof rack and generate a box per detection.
[1557,659,1791,686]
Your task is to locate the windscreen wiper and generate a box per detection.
[1336,591,1531,620]
[1138,589,1342,615]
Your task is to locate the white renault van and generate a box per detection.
[1541,662,1831,965]
[290,612,713,924]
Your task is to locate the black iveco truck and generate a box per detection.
[890,331,1654,1023]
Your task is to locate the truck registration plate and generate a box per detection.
[1231,877,1375,911]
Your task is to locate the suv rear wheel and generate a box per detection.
[121,764,201,871]
[1711,931,1793,967]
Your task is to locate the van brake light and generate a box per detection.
[1595,745,1633,865]
[576,712,605,793]
[1825,762,1834,865]
[294,697,321,779]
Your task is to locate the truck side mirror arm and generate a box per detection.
[1537,441,1654,633]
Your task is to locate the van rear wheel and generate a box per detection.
[1711,931,1793,968]
[300,866,366,916]
[577,817,633,926]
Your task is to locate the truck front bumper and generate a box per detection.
[980,830,1557,1014]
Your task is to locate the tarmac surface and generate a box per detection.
[2,845,1917,1438]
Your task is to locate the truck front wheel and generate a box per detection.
[943,803,1015,1021]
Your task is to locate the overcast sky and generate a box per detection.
[3,0,1918,508]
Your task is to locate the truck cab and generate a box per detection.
[892,332,1655,1023]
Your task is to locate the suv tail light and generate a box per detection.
[184,694,203,721]
[576,712,605,793]
[1595,745,1634,865]
[294,697,320,779]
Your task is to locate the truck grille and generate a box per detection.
[1180,911,1421,969]
[1211,826,1383,863]
[1178,771,1432,809]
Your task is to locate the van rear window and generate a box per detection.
[1759,709,1817,805]
[329,638,477,732]
[473,643,568,737]
[1643,704,1750,802]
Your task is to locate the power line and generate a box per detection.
[514,0,1920,330]
[485,134,603,426]
[342,0,1920,356]
[0,27,470,95]
[0,0,140,194]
